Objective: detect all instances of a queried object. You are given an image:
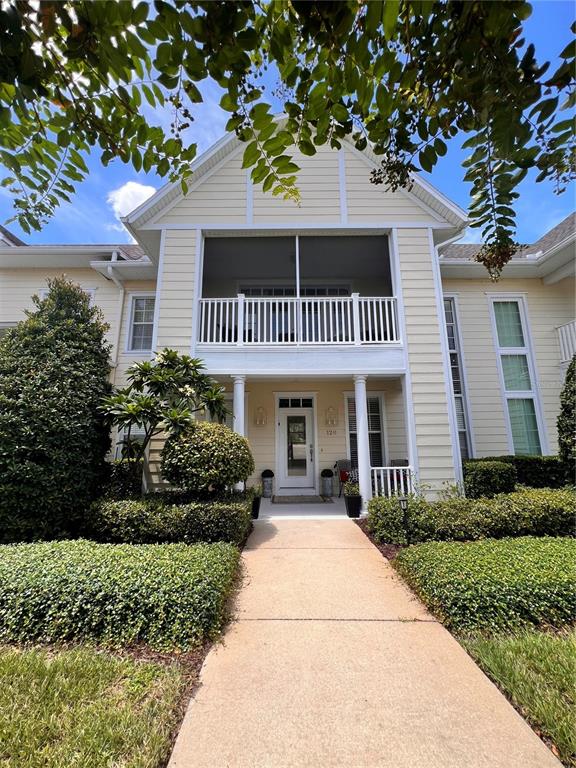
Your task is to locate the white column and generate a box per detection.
[354,375,372,507]
[232,375,246,436]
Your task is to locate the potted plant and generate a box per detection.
[343,481,362,518]
[320,468,334,497]
[250,484,262,519]
[261,469,274,498]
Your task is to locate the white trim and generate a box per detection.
[246,170,254,225]
[389,228,418,477]
[487,295,549,455]
[443,292,476,458]
[126,291,156,354]
[150,229,166,354]
[428,229,462,484]
[274,391,319,493]
[338,149,348,224]
[190,229,203,355]
[139,221,455,232]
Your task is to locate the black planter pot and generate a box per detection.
[344,495,362,518]
[251,497,261,519]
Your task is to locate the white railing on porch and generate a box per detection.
[371,466,414,497]
[198,294,399,345]
[557,320,576,363]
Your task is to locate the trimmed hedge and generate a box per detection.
[463,460,516,498]
[394,536,576,632]
[366,487,576,545]
[86,497,252,546]
[465,455,570,489]
[0,540,239,650]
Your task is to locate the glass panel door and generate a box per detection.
[278,408,314,488]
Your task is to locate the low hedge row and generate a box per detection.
[463,460,517,499]
[465,455,571,490]
[0,540,240,650]
[366,487,575,545]
[86,496,252,546]
[394,536,576,632]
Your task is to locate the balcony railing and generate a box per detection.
[557,320,576,363]
[198,294,399,346]
[371,466,414,497]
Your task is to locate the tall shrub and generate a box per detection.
[0,278,111,542]
[558,355,575,466]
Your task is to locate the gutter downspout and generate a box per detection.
[107,260,126,373]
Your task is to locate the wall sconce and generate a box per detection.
[325,406,338,427]
[254,406,267,427]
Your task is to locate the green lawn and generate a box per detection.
[0,645,189,768]
[464,631,576,766]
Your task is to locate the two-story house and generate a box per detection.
[1,134,574,504]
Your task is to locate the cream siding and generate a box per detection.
[344,147,439,224]
[152,152,247,225]
[155,230,196,351]
[397,229,457,490]
[442,276,575,455]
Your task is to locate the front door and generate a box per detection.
[278,408,315,488]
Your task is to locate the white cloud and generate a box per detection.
[107,180,156,220]
[459,226,484,244]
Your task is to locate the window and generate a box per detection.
[128,295,155,352]
[0,322,16,339]
[279,397,313,408]
[38,287,95,305]
[240,285,350,297]
[197,397,234,430]
[346,395,384,468]
[443,297,472,460]
[491,298,542,455]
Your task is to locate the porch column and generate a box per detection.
[232,375,246,436]
[353,375,372,507]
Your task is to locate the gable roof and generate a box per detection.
[122,129,468,232]
[0,225,26,246]
[440,212,576,262]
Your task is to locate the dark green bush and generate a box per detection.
[0,540,239,650]
[463,460,516,498]
[161,421,254,492]
[366,488,576,545]
[394,537,576,632]
[466,454,570,488]
[101,460,143,500]
[0,279,111,542]
[558,356,575,466]
[86,497,252,546]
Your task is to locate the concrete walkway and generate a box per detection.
[169,520,560,768]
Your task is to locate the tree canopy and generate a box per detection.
[1,0,574,276]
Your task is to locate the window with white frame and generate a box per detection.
[491,298,542,455]
[38,287,96,305]
[443,297,472,460]
[346,395,384,468]
[128,295,155,352]
[240,285,350,297]
[197,396,234,430]
[0,322,16,339]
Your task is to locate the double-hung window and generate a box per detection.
[128,295,155,352]
[443,297,472,460]
[346,395,384,468]
[491,298,542,455]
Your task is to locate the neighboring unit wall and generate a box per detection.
[395,229,458,492]
[442,276,575,455]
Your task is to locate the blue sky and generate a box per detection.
[2,0,574,246]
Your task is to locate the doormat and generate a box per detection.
[272,495,334,504]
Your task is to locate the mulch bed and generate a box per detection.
[355,518,405,561]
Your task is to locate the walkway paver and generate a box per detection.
[169,519,560,768]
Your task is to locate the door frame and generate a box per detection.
[274,391,318,493]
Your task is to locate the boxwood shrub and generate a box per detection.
[394,536,576,632]
[86,496,252,546]
[366,487,576,545]
[465,455,570,489]
[0,540,240,650]
[463,460,516,498]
